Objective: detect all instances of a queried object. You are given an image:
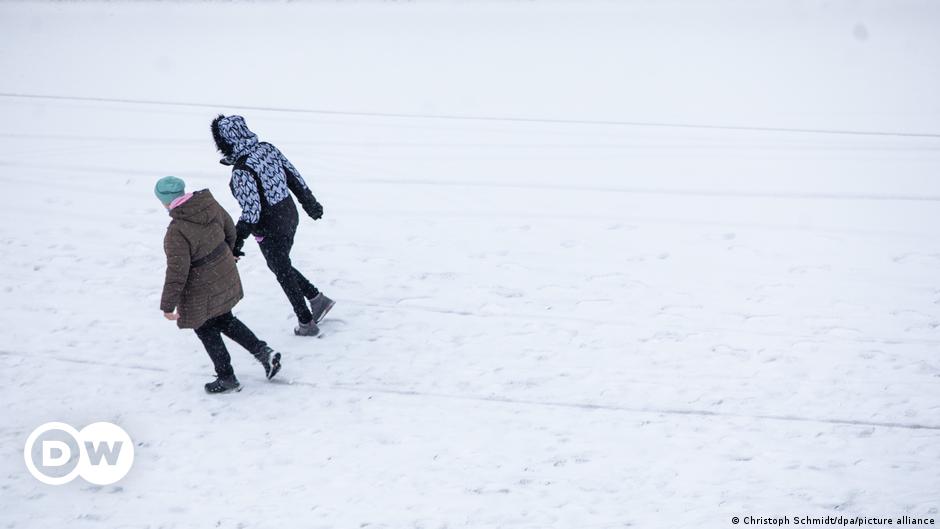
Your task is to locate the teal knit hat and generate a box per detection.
[154,176,186,205]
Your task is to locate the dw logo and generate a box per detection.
[24,422,134,485]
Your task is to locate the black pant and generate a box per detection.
[194,312,266,379]
[258,230,319,324]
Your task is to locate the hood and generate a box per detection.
[169,189,218,225]
[211,114,258,164]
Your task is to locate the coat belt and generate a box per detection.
[191,242,230,268]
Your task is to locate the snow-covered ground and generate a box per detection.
[1,1,939,527]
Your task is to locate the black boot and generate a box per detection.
[205,375,241,394]
[254,346,282,380]
[307,292,335,324]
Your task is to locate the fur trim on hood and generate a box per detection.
[211,114,259,164]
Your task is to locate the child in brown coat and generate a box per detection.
[156,176,282,393]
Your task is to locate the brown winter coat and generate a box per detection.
[160,190,243,329]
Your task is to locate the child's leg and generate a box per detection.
[214,311,280,380]
[281,230,318,299]
[290,267,319,299]
[194,317,235,379]
[215,312,267,355]
[259,236,315,324]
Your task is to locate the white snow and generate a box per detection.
[1,1,939,528]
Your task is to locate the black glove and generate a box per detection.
[233,237,246,258]
[304,199,323,220]
[233,220,253,257]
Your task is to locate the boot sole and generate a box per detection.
[267,353,282,381]
[205,385,242,395]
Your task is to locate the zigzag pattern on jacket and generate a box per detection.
[212,115,312,225]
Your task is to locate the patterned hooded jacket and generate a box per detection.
[211,115,322,248]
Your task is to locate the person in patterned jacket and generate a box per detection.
[211,114,334,336]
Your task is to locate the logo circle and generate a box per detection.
[23,422,83,485]
[78,422,135,485]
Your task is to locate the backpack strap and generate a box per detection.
[233,155,270,206]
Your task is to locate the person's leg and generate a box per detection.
[280,228,333,321]
[291,267,320,299]
[278,228,320,299]
[259,235,314,323]
[215,312,266,354]
[214,311,283,379]
[274,229,319,299]
[194,316,235,379]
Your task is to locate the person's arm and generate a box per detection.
[230,168,261,255]
[160,227,190,316]
[277,148,323,220]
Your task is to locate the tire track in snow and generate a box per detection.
[4,92,940,139]
[349,177,940,203]
[349,300,940,348]
[6,159,940,203]
[9,132,940,152]
[3,350,939,432]
[2,161,937,239]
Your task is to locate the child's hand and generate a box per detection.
[164,312,179,321]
